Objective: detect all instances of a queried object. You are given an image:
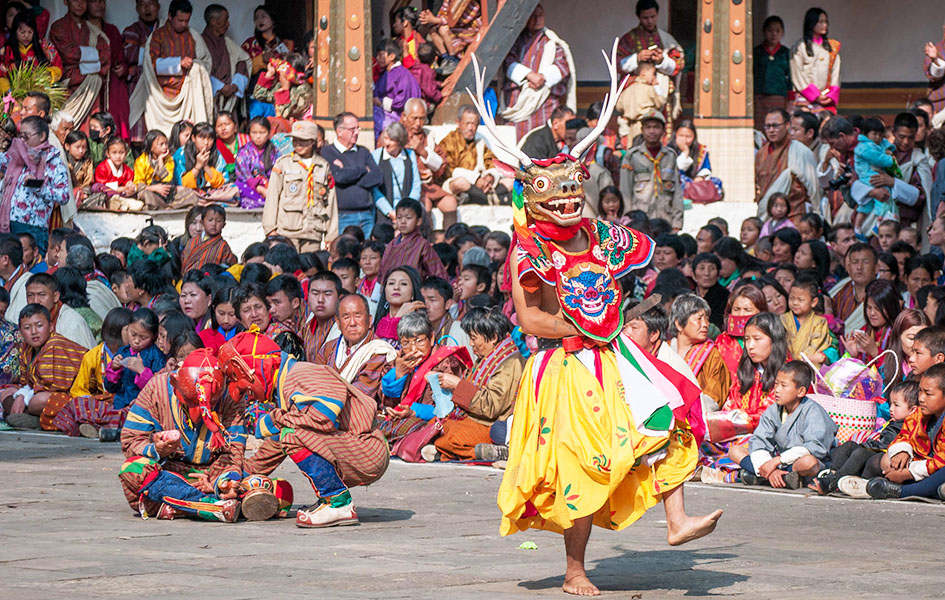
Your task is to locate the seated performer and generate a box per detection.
[221,331,391,528]
[1,304,85,431]
[378,311,472,448]
[463,43,720,595]
[432,307,523,461]
[118,349,245,522]
[314,294,396,404]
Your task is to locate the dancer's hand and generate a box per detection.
[188,472,215,493]
[154,433,182,457]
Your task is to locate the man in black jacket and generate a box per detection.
[320,112,384,238]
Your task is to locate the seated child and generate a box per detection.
[853,117,899,235]
[377,199,448,284]
[234,117,280,209]
[88,112,132,166]
[452,264,490,320]
[331,258,360,294]
[127,225,171,269]
[378,311,472,452]
[171,122,240,206]
[759,193,797,238]
[198,287,243,352]
[51,307,133,440]
[133,129,176,209]
[409,42,442,106]
[811,380,918,496]
[875,220,900,253]
[615,61,665,146]
[64,130,94,207]
[357,240,384,312]
[110,238,133,269]
[92,137,142,212]
[867,363,945,500]
[780,275,832,367]
[104,308,166,415]
[728,362,838,489]
[908,325,945,377]
[1,304,86,430]
[165,329,204,372]
[110,271,136,308]
[180,205,238,273]
[252,54,313,124]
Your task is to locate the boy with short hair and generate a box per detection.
[264,274,306,335]
[867,363,945,500]
[110,271,136,308]
[811,379,918,497]
[331,258,361,294]
[780,275,832,367]
[1,304,87,430]
[45,228,72,272]
[908,325,945,376]
[420,276,468,348]
[180,205,238,273]
[728,362,838,489]
[377,198,447,285]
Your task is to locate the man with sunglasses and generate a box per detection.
[0,117,70,253]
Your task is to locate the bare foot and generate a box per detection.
[563,571,601,596]
[666,509,723,546]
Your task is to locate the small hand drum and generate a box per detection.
[240,475,279,521]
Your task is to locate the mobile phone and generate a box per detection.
[23,178,43,188]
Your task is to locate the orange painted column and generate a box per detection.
[312,0,372,134]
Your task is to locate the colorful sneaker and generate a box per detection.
[837,476,870,498]
[296,502,359,528]
[79,424,99,439]
[474,443,509,462]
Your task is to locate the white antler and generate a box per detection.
[570,38,629,160]
[465,53,534,169]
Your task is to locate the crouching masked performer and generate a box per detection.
[465,44,722,596]
[219,331,390,529]
[118,349,247,522]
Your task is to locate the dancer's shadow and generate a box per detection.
[356,507,415,523]
[520,546,748,596]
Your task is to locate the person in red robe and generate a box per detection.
[49,0,110,130]
[0,11,62,91]
[85,0,129,139]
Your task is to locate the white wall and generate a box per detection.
[37,0,260,46]
[762,0,943,83]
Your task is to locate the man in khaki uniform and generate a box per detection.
[619,111,683,230]
[263,121,339,252]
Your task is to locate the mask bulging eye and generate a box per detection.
[532,176,550,192]
[572,171,585,183]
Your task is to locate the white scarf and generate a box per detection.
[335,337,397,382]
[500,28,576,124]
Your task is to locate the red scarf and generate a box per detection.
[399,345,472,408]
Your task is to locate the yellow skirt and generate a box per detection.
[498,347,697,535]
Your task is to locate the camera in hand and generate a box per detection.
[827,168,851,191]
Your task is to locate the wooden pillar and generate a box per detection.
[313,0,374,146]
[694,0,754,205]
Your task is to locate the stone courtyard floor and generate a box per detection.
[2,430,943,599]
